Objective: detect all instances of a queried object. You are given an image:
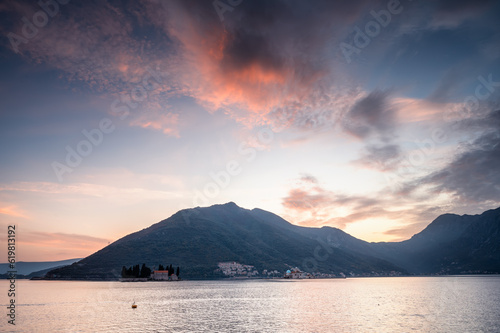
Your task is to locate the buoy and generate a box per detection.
[132,302,137,309]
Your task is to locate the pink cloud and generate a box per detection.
[129,112,180,137]
[0,205,27,218]
[394,97,452,123]
[2,1,371,134]
[151,1,366,131]
[281,174,450,239]
[15,231,110,262]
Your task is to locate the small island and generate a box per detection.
[119,264,180,282]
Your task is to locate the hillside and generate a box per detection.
[0,258,82,276]
[47,204,500,280]
[47,202,403,280]
[311,208,500,274]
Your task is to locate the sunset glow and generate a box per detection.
[1,0,499,261]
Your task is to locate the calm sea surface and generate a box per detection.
[1,276,500,332]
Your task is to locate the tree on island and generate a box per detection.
[120,263,180,279]
[133,264,140,277]
[121,264,152,278]
[140,263,151,278]
[121,266,136,278]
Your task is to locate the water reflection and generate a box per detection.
[2,276,499,332]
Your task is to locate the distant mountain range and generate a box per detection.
[47,203,500,280]
[0,258,82,276]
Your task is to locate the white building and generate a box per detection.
[151,270,178,281]
[217,262,259,277]
[284,267,312,279]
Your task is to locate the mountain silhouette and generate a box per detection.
[48,203,500,279]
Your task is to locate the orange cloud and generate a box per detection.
[155,1,364,130]
[129,112,180,137]
[0,205,27,218]
[281,174,451,240]
[394,97,455,123]
[14,232,111,262]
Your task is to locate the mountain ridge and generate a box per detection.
[0,258,82,276]
[47,203,500,280]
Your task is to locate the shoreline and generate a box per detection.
[2,273,499,282]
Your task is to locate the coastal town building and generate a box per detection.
[216,262,259,277]
[151,270,178,281]
[284,267,313,279]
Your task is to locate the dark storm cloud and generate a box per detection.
[417,111,500,203]
[341,90,404,171]
[217,0,378,70]
[431,0,496,28]
[457,109,500,131]
[153,0,395,129]
[195,0,385,80]
[355,143,402,171]
[434,0,494,13]
[342,90,396,139]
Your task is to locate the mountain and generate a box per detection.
[410,207,500,274]
[0,258,81,276]
[47,204,500,280]
[0,265,73,280]
[311,207,500,274]
[47,202,404,280]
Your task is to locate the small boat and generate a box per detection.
[132,302,137,309]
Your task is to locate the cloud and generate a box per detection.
[299,174,319,184]
[6,0,492,136]
[282,174,384,228]
[341,90,405,171]
[0,205,27,218]
[419,129,500,203]
[129,111,180,137]
[1,0,186,138]
[342,90,396,140]
[281,173,462,241]
[430,0,496,29]
[20,231,110,249]
[354,143,403,171]
[427,65,471,103]
[151,0,375,130]
[0,180,181,203]
[15,231,111,261]
[399,110,500,204]
[283,188,332,213]
[394,97,452,123]
[2,1,145,90]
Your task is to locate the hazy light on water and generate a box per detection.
[2,276,500,332]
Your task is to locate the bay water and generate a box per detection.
[2,276,500,332]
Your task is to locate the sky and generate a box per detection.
[1,0,499,262]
